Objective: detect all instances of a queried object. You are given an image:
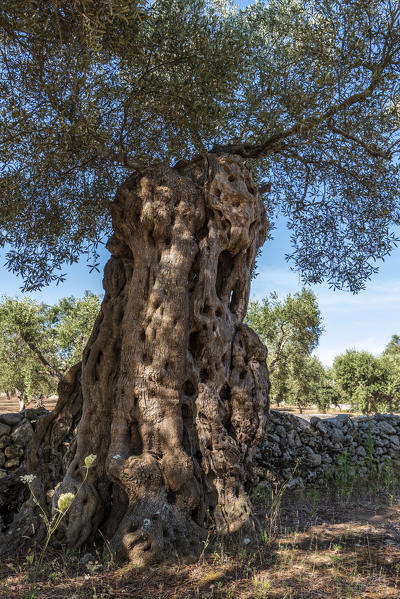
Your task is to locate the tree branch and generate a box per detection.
[327,118,391,159]
[19,332,62,383]
[212,44,397,160]
[92,141,147,171]
[269,325,290,374]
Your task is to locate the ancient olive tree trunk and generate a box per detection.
[2,154,269,564]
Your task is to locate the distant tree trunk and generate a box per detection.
[16,389,24,412]
[0,154,269,565]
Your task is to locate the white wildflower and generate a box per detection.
[20,474,36,484]
[143,518,151,528]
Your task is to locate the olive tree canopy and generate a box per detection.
[1,0,400,291]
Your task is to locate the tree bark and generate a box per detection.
[0,153,269,565]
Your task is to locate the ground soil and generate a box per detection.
[0,399,358,418]
[2,481,400,598]
[270,405,359,418]
[0,395,57,415]
[2,400,399,597]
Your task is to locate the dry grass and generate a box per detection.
[2,479,400,599]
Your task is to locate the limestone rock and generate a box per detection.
[0,436,10,449]
[0,413,22,427]
[377,421,396,435]
[11,419,34,447]
[5,445,23,459]
[4,457,20,469]
[0,423,11,437]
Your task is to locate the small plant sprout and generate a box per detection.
[20,454,97,599]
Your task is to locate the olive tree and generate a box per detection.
[1,0,400,564]
[246,288,323,409]
[333,349,388,413]
[0,294,101,406]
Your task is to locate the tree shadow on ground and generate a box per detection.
[2,486,400,598]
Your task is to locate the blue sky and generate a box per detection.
[250,218,400,366]
[1,215,399,367]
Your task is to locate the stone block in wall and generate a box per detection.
[310,417,327,434]
[0,413,22,426]
[0,435,10,449]
[262,411,400,489]
[281,451,293,465]
[0,423,11,437]
[267,433,281,444]
[322,454,332,464]
[11,419,34,447]
[4,445,23,459]
[271,444,281,457]
[286,477,304,489]
[302,446,322,466]
[4,457,20,469]
[275,425,287,438]
[21,407,47,421]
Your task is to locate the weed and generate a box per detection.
[47,570,62,583]
[252,576,272,598]
[20,453,96,599]
[262,464,299,543]
[306,487,320,522]
[383,456,394,490]
[335,451,356,501]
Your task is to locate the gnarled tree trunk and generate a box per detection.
[0,153,269,565]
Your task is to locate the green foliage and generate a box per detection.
[384,334,400,356]
[289,354,325,413]
[247,291,400,413]
[47,292,101,369]
[0,297,59,403]
[246,288,323,359]
[0,293,100,405]
[334,451,356,501]
[246,288,323,410]
[0,0,399,291]
[332,349,389,413]
[317,367,342,413]
[377,352,400,411]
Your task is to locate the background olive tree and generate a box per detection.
[246,288,323,410]
[0,293,101,407]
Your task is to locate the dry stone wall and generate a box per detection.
[0,408,47,477]
[1,408,400,491]
[258,410,400,488]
